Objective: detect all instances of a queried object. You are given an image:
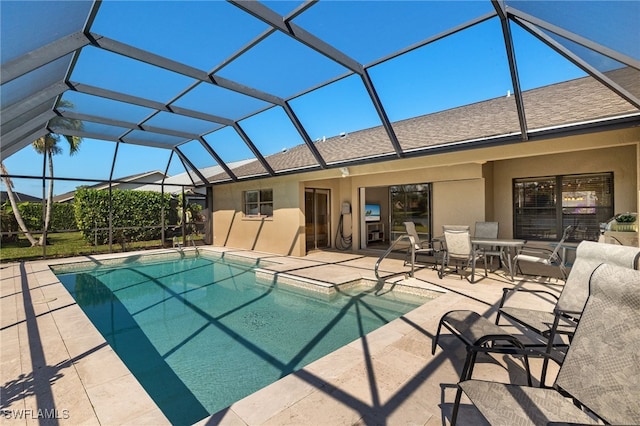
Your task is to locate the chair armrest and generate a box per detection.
[499,287,560,309]
[516,246,565,265]
[468,346,563,388]
[516,246,554,257]
[431,238,445,251]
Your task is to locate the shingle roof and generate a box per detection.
[0,191,40,203]
[52,170,167,202]
[215,70,638,181]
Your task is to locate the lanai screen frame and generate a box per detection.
[1,1,639,258]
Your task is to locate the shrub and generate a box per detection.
[1,201,76,233]
[1,203,18,242]
[615,213,636,223]
[74,188,172,244]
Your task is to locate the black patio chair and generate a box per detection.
[451,263,640,425]
[496,240,640,384]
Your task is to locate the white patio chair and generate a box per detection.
[438,229,487,283]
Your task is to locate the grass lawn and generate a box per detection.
[0,231,202,263]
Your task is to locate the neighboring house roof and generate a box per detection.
[210,69,639,181]
[135,159,256,194]
[0,191,41,203]
[53,170,167,202]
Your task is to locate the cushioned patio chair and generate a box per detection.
[496,240,640,384]
[438,229,487,283]
[451,263,640,426]
[512,225,574,280]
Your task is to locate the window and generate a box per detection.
[244,189,273,217]
[514,173,613,241]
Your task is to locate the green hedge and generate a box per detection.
[74,188,172,244]
[1,201,76,232]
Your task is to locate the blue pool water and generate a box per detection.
[54,255,427,425]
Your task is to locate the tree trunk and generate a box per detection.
[0,162,39,246]
[38,155,55,246]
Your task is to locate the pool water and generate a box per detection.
[55,255,427,425]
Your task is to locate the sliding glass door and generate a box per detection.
[390,184,432,243]
[305,188,330,251]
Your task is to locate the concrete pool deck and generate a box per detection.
[1,246,563,425]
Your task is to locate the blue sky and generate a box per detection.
[4,0,620,198]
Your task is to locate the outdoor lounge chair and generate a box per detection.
[438,229,487,282]
[451,263,640,425]
[512,225,574,280]
[496,240,640,384]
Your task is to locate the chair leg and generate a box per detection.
[450,386,464,426]
[452,347,481,425]
[460,348,478,381]
[432,317,445,355]
[541,315,561,387]
[483,255,487,277]
[438,253,448,279]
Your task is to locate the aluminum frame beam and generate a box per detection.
[229,0,362,74]
[506,7,640,70]
[68,82,232,127]
[197,137,238,182]
[493,0,529,141]
[60,111,203,141]
[228,0,402,158]
[1,32,90,85]
[511,15,640,110]
[174,147,209,185]
[233,123,275,176]
[1,81,69,124]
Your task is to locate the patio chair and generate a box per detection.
[496,240,640,385]
[474,221,501,269]
[432,225,471,253]
[442,224,471,232]
[438,229,487,283]
[512,225,574,280]
[451,263,640,426]
[402,221,435,266]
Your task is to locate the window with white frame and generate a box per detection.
[244,189,273,217]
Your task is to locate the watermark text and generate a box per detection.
[1,408,70,420]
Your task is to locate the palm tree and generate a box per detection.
[0,100,83,247]
[0,162,39,246]
[32,101,83,245]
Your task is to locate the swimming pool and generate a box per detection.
[53,253,430,425]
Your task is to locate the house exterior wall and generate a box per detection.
[493,144,638,238]
[210,127,640,256]
[211,178,305,255]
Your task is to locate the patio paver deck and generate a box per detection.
[1,246,563,425]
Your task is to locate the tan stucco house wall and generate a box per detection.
[211,127,640,256]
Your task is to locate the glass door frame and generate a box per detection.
[305,188,331,252]
[390,184,433,244]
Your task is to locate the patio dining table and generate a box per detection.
[471,237,526,281]
[433,236,526,282]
